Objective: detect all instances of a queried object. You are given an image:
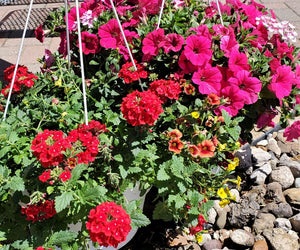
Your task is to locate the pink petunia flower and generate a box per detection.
[160,33,184,53]
[178,52,198,74]
[283,120,300,141]
[138,0,163,15]
[268,65,294,100]
[35,24,45,43]
[188,25,212,40]
[220,26,239,57]
[183,35,212,67]
[256,109,278,129]
[228,50,251,73]
[44,49,55,68]
[78,31,100,55]
[246,22,268,50]
[192,65,222,95]
[98,19,123,49]
[227,70,261,105]
[292,64,300,88]
[142,28,165,56]
[67,7,86,31]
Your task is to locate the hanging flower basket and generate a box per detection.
[0,0,299,249]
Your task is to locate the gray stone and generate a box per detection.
[266,182,285,203]
[251,147,272,163]
[295,178,300,188]
[218,229,231,243]
[244,185,267,205]
[272,203,293,218]
[269,166,294,189]
[250,162,272,185]
[267,138,281,156]
[289,213,300,232]
[207,207,217,225]
[216,210,227,229]
[252,240,268,250]
[283,188,300,206]
[230,229,254,247]
[253,213,276,234]
[274,218,292,232]
[279,154,300,178]
[263,228,300,250]
[235,144,252,170]
[230,189,240,203]
[202,239,223,250]
[277,141,292,154]
[257,140,268,147]
[198,233,212,246]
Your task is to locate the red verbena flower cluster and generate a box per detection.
[121,90,163,126]
[31,130,71,168]
[1,65,38,97]
[35,247,52,250]
[149,79,182,102]
[86,201,131,248]
[21,200,56,223]
[118,61,148,84]
[189,214,207,235]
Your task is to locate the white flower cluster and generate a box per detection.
[256,15,298,44]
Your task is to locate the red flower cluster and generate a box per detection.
[31,130,71,168]
[121,90,163,126]
[86,201,131,248]
[35,247,52,250]
[59,170,72,181]
[189,214,207,235]
[21,200,56,223]
[1,65,37,97]
[118,61,148,83]
[149,79,182,102]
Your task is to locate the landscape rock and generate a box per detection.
[198,233,212,246]
[250,163,272,185]
[295,178,300,188]
[279,154,300,178]
[252,147,272,163]
[283,188,300,205]
[206,207,217,225]
[274,218,292,232]
[252,240,268,250]
[218,229,231,243]
[269,166,294,189]
[235,145,252,170]
[289,213,300,232]
[257,140,268,147]
[271,202,293,218]
[202,239,223,250]
[267,138,281,156]
[230,189,240,203]
[230,229,254,247]
[266,182,285,203]
[244,185,266,205]
[253,213,276,233]
[263,228,299,250]
[277,140,292,153]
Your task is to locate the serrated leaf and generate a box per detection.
[69,164,87,184]
[6,176,25,191]
[201,200,214,213]
[9,131,18,143]
[81,185,107,202]
[177,182,186,193]
[222,109,231,126]
[119,165,127,179]
[168,194,186,210]
[189,191,204,207]
[48,230,78,245]
[114,154,123,162]
[130,212,151,230]
[55,192,74,213]
[47,186,54,195]
[226,126,241,141]
[11,240,30,250]
[157,167,170,181]
[0,147,10,159]
[153,201,173,221]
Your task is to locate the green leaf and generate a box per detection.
[55,192,74,213]
[6,176,25,191]
[81,185,107,202]
[189,191,204,207]
[222,109,231,126]
[130,212,151,230]
[153,201,173,221]
[47,186,54,195]
[157,167,170,181]
[226,126,241,141]
[11,240,30,250]
[0,147,10,159]
[168,194,186,210]
[48,230,78,245]
[114,154,123,162]
[89,60,99,65]
[9,131,18,143]
[69,164,87,184]
[119,165,127,179]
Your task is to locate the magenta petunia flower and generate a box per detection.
[183,35,212,67]
[192,65,222,95]
[268,65,294,99]
[228,50,251,73]
[67,7,86,31]
[142,28,165,56]
[98,19,122,49]
[44,49,55,68]
[227,70,261,105]
[293,64,300,88]
[79,31,100,55]
[160,33,184,53]
[35,24,45,43]
[178,52,198,74]
[138,0,163,15]
[256,109,278,129]
[188,25,212,40]
[220,27,239,57]
[283,120,300,141]
[247,22,268,50]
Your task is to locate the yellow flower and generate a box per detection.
[227,157,239,171]
[62,112,68,117]
[217,187,227,199]
[191,111,200,119]
[195,234,203,243]
[227,163,236,171]
[235,141,241,148]
[218,143,227,151]
[219,199,230,207]
[54,78,62,87]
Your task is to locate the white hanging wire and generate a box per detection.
[64,0,71,68]
[215,0,224,26]
[2,0,35,121]
[75,0,89,125]
[108,0,144,90]
[156,0,165,29]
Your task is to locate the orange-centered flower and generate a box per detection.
[188,145,199,157]
[168,138,184,154]
[168,129,183,139]
[207,93,220,106]
[197,140,215,158]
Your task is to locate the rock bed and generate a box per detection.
[122,128,300,250]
